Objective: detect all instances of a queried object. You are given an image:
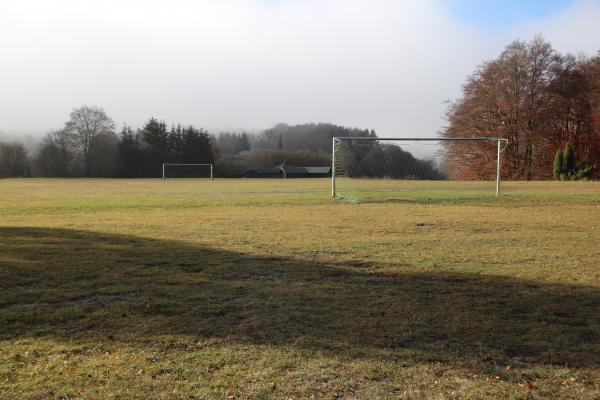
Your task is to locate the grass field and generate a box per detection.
[1,178,599,399]
[334,179,502,202]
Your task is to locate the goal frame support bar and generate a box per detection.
[331,137,508,198]
[162,163,213,180]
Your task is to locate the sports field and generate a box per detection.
[1,179,599,399]
[334,178,502,202]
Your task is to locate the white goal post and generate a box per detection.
[162,163,213,179]
[331,137,508,201]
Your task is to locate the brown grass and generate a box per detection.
[0,178,599,399]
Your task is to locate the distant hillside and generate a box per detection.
[252,123,376,153]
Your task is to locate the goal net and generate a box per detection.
[162,163,213,179]
[332,137,507,202]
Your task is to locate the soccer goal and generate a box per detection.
[331,137,508,202]
[162,163,213,179]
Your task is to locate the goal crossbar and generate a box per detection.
[331,137,508,200]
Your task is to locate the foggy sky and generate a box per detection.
[1,0,599,138]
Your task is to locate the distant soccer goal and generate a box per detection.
[162,163,213,179]
[331,137,508,202]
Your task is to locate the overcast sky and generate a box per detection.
[1,0,599,138]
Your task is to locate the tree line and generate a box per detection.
[336,141,444,180]
[31,108,215,178]
[0,107,374,178]
[445,36,600,180]
[214,123,374,176]
[2,36,597,180]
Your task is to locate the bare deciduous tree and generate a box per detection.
[65,105,116,177]
[445,36,599,180]
[0,143,29,177]
[35,129,77,177]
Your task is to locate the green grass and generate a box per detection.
[1,178,599,399]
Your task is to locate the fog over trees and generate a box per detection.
[0,36,598,180]
[3,110,372,178]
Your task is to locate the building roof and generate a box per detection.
[242,162,331,176]
[278,163,330,175]
[305,167,331,174]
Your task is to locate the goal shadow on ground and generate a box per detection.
[1,227,598,369]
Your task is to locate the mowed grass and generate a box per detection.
[1,178,599,399]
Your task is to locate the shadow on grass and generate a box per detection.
[1,227,598,369]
